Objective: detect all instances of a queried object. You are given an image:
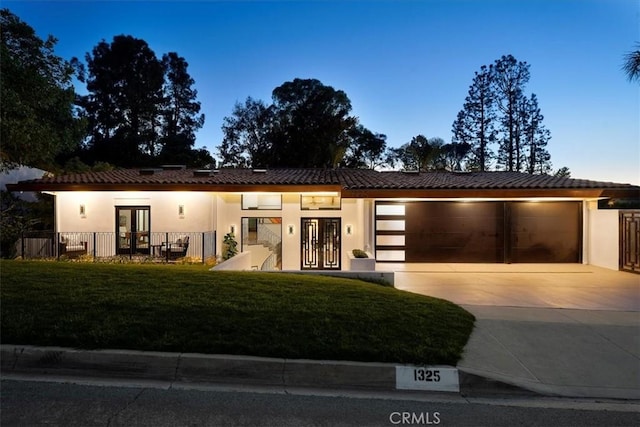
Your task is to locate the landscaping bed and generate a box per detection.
[0,261,475,365]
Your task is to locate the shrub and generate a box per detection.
[223,233,238,260]
[352,249,368,258]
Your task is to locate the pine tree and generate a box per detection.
[523,94,552,174]
[451,65,496,171]
[492,55,530,172]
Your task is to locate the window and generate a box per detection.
[242,194,282,210]
[301,194,341,210]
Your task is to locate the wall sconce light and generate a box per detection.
[79,204,86,218]
[288,224,295,235]
[178,205,185,218]
[230,224,236,235]
[346,224,353,235]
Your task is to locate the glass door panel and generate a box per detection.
[116,206,150,255]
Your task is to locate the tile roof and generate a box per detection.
[8,168,640,195]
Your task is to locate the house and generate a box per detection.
[8,166,640,272]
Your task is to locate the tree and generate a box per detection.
[622,43,640,83]
[522,94,551,174]
[219,97,272,167]
[343,125,387,169]
[451,65,496,171]
[218,78,373,169]
[387,135,443,171]
[0,9,84,171]
[82,35,165,166]
[492,55,530,172]
[157,52,207,166]
[438,141,472,171]
[269,78,356,168]
[554,166,571,178]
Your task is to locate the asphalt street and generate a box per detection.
[2,378,639,427]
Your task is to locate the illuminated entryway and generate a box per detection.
[301,218,341,270]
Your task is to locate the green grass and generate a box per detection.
[0,260,475,365]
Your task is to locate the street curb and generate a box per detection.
[0,345,536,396]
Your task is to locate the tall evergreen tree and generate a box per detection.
[158,52,206,165]
[522,94,551,174]
[451,65,496,171]
[492,55,530,172]
[82,35,164,166]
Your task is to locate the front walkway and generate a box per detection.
[379,263,640,399]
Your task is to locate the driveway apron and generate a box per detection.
[387,264,640,399]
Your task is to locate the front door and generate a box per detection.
[301,218,341,270]
[116,206,150,255]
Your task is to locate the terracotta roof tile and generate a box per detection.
[9,168,639,192]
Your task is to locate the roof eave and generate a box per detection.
[340,188,636,199]
[5,183,344,193]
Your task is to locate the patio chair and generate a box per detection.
[58,235,88,258]
[161,236,189,260]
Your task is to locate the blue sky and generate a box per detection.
[5,0,639,184]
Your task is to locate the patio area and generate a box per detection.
[17,231,217,263]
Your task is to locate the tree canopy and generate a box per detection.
[219,78,384,169]
[78,35,210,168]
[451,54,552,174]
[0,9,85,172]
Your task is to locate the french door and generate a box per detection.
[301,218,341,270]
[116,206,150,255]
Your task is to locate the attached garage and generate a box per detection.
[376,201,582,263]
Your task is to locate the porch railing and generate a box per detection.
[17,231,217,263]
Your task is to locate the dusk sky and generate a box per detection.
[5,0,639,184]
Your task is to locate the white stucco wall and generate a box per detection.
[55,191,215,232]
[585,202,619,270]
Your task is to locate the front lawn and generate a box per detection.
[0,261,475,365]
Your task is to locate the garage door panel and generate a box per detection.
[405,202,504,263]
[510,202,581,263]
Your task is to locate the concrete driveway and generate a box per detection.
[378,263,640,399]
[379,263,640,311]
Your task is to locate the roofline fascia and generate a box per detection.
[6,184,638,200]
[5,183,344,193]
[340,188,639,199]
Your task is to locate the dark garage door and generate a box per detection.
[405,202,504,262]
[378,201,581,263]
[510,202,581,263]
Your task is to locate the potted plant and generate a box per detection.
[222,232,238,260]
[349,248,375,271]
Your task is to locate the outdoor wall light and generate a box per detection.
[178,204,185,218]
[79,204,86,218]
[288,224,295,235]
[230,224,236,234]
[346,224,353,235]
